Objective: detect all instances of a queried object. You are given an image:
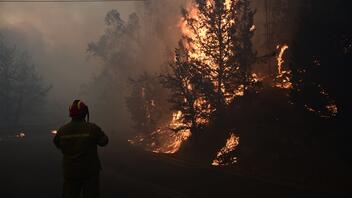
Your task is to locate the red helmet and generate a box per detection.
[69,100,89,121]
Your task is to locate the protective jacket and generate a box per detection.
[53,119,108,179]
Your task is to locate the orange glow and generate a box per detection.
[275,44,292,89]
[129,111,191,154]
[326,104,338,115]
[212,133,239,166]
[277,44,289,75]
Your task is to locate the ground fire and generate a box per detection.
[128,111,191,154]
[212,133,240,166]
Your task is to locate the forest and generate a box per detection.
[1,0,351,197]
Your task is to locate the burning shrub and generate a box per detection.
[212,133,239,166]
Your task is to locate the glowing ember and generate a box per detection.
[212,133,239,166]
[250,24,256,32]
[326,104,338,116]
[304,103,338,118]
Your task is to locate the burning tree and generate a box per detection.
[163,0,257,132]
[127,71,192,153]
[126,72,170,134]
[161,41,209,134]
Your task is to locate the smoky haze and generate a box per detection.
[0,0,299,135]
[0,1,192,134]
[0,2,138,127]
[3,1,348,198]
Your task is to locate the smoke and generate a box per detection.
[0,2,138,125]
[0,0,302,137]
[80,0,192,137]
[0,0,192,138]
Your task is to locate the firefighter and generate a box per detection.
[53,100,108,198]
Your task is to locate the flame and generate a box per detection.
[326,104,338,115]
[304,103,338,118]
[178,0,252,106]
[275,44,292,89]
[225,0,232,9]
[129,111,191,154]
[51,130,58,135]
[277,44,289,75]
[193,97,214,125]
[250,24,256,32]
[212,133,239,166]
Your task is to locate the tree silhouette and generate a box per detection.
[163,0,257,132]
[127,72,170,134]
[0,37,50,130]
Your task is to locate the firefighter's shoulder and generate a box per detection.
[87,122,102,132]
[57,122,73,134]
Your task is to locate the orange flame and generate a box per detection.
[129,111,191,154]
[277,44,289,75]
[212,133,239,166]
[275,44,292,89]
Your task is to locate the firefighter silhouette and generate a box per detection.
[54,100,108,198]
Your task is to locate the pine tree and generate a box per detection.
[231,0,257,93]
[161,41,210,133]
[163,0,257,130]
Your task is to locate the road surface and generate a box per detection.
[0,132,344,198]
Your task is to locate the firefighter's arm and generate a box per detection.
[97,134,109,147]
[92,124,109,146]
[53,132,61,149]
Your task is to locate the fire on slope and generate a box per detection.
[304,85,339,118]
[212,133,240,166]
[129,0,244,155]
[128,111,191,154]
[129,0,337,158]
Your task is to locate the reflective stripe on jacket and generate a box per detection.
[53,120,108,179]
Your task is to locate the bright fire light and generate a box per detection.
[277,44,289,75]
[275,44,292,89]
[128,111,191,154]
[212,133,239,166]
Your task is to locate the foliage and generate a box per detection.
[126,72,170,133]
[162,0,258,132]
[87,10,141,75]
